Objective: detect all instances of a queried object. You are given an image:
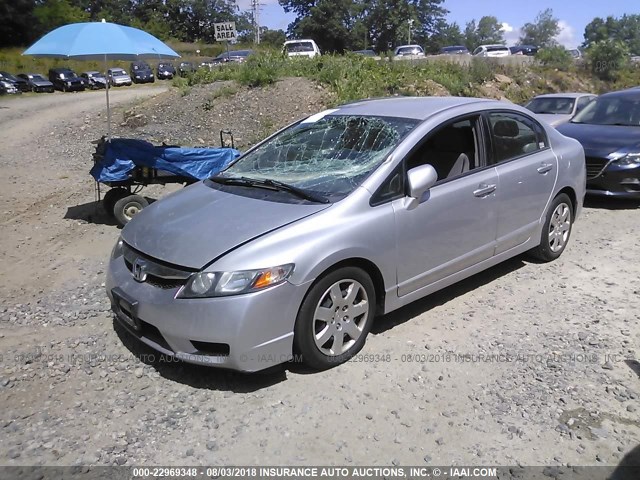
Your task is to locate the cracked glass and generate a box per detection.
[222,114,418,199]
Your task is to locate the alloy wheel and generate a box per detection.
[548,202,571,253]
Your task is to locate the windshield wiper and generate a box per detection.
[211,176,329,203]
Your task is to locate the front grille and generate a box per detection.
[122,243,195,289]
[585,156,609,179]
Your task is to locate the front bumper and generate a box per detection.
[587,162,640,199]
[106,255,310,372]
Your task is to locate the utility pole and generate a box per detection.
[408,19,414,45]
[251,0,261,44]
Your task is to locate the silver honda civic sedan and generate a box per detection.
[107,97,586,372]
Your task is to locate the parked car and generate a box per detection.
[80,71,107,89]
[283,39,321,58]
[48,68,85,92]
[17,73,54,93]
[525,93,597,127]
[567,48,583,60]
[473,45,511,57]
[394,45,425,57]
[352,49,377,56]
[0,79,19,95]
[509,45,539,56]
[107,97,585,372]
[130,61,155,84]
[178,61,196,77]
[208,49,254,66]
[156,62,176,79]
[557,88,640,198]
[439,45,470,55]
[0,71,30,92]
[108,68,132,87]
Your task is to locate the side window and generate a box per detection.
[473,47,482,55]
[576,96,594,113]
[487,112,546,164]
[370,164,404,206]
[406,116,481,182]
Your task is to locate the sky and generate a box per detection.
[235,0,638,48]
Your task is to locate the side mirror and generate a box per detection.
[405,164,438,209]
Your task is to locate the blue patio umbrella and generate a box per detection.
[24,20,180,139]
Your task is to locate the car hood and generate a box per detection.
[535,113,572,126]
[32,80,52,85]
[557,123,640,158]
[121,182,331,269]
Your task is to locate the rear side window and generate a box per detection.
[487,112,548,164]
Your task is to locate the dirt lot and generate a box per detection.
[0,82,639,469]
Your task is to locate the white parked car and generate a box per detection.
[473,45,511,57]
[524,93,597,127]
[394,45,425,57]
[283,39,321,58]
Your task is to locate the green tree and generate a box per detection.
[587,39,630,81]
[464,16,504,51]
[0,0,37,46]
[34,0,90,34]
[426,20,463,53]
[583,15,640,56]
[260,28,287,47]
[293,0,361,52]
[519,8,560,48]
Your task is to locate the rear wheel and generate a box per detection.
[113,194,148,227]
[529,193,573,262]
[102,188,129,217]
[294,267,375,370]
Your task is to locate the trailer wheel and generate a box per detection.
[114,194,148,227]
[103,188,128,217]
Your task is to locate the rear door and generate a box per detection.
[485,111,558,254]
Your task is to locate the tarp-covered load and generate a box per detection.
[90,138,241,183]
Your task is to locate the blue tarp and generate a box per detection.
[90,138,241,183]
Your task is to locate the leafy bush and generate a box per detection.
[587,40,630,80]
[535,46,573,70]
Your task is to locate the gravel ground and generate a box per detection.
[0,80,639,469]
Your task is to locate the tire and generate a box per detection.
[529,193,573,262]
[294,266,376,370]
[113,194,148,227]
[102,188,129,217]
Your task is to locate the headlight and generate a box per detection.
[614,153,640,166]
[178,264,294,298]
[111,238,124,260]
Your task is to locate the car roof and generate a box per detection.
[479,44,509,48]
[83,71,100,74]
[330,97,497,120]
[396,45,422,49]
[284,39,315,44]
[599,88,640,99]
[533,93,594,99]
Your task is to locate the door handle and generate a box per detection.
[473,183,496,197]
[537,163,553,174]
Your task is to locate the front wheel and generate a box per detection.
[294,267,376,370]
[529,193,573,262]
[113,194,148,227]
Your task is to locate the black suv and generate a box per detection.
[48,68,85,92]
[130,61,155,84]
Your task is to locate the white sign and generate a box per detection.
[214,22,237,42]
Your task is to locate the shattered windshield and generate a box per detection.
[221,114,418,200]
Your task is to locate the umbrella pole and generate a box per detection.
[104,55,111,142]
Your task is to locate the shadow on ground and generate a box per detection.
[372,255,527,335]
[113,319,287,392]
[64,197,156,227]
[584,196,640,210]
